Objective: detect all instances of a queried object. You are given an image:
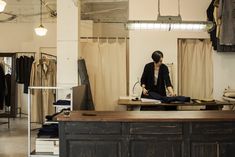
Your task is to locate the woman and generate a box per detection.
[141,50,175,98]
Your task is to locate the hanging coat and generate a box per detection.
[5,74,11,107]
[0,64,6,110]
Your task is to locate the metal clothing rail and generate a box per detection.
[16,52,36,58]
[40,52,57,59]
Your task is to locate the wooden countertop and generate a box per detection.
[57,111,235,122]
[118,99,234,106]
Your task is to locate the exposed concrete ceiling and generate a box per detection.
[81,0,128,23]
[0,0,128,23]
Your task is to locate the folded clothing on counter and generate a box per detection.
[53,100,71,106]
[38,124,58,138]
[224,88,235,98]
[148,92,191,103]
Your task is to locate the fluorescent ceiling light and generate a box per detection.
[126,19,213,31]
[0,0,6,12]
[126,0,214,31]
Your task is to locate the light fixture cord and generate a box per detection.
[158,0,160,15]
[178,0,180,16]
[40,0,42,25]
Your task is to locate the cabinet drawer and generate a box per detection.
[64,122,121,135]
[191,122,235,134]
[129,122,182,135]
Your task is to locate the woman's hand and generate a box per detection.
[167,86,176,97]
[169,92,176,97]
[142,87,149,95]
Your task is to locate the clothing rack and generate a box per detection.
[16,52,36,58]
[40,52,57,59]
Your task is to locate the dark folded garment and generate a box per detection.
[45,108,70,121]
[148,92,191,103]
[37,124,59,138]
[53,100,71,105]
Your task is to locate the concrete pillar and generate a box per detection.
[57,0,80,87]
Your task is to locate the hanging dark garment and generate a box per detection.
[23,56,34,93]
[16,57,20,82]
[16,56,24,83]
[5,74,11,107]
[207,0,217,50]
[207,0,235,51]
[0,64,6,110]
[77,59,95,110]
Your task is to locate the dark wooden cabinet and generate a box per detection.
[68,140,121,157]
[191,143,218,157]
[219,143,235,157]
[58,111,235,157]
[130,141,181,157]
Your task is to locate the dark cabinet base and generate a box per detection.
[59,122,235,157]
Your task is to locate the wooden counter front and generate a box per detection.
[58,111,235,157]
[57,111,235,122]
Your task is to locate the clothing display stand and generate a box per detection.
[28,86,73,157]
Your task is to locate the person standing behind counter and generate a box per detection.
[141,51,176,110]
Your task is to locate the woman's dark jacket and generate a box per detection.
[141,62,172,96]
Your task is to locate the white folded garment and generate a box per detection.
[141,98,161,104]
[223,96,235,102]
[224,92,235,98]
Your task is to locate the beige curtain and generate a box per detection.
[81,40,127,111]
[178,39,213,100]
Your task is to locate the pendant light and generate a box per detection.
[0,0,6,12]
[35,0,48,36]
[126,0,213,31]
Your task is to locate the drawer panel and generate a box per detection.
[64,122,121,135]
[129,122,182,135]
[191,122,235,134]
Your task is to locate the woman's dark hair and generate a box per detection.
[152,51,163,63]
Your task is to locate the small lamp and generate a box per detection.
[35,0,48,36]
[0,0,6,12]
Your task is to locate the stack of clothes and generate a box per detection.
[223,88,235,102]
[38,124,58,138]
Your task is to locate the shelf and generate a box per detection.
[28,87,73,157]
[36,138,59,141]
[53,105,70,108]
[31,150,59,157]
[44,121,59,124]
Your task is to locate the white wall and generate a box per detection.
[93,23,128,37]
[213,52,235,100]
[0,23,56,55]
[129,0,211,95]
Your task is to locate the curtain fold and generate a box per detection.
[178,39,213,100]
[81,41,127,111]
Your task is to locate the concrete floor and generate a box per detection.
[0,117,28,157]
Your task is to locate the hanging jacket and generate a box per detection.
[5,74,11,107]
[0,64,6,110]
[141,62,172,97]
